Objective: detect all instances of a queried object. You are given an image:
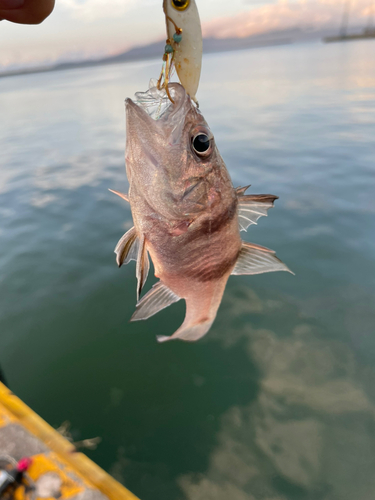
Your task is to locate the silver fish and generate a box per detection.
[112,83,292,342]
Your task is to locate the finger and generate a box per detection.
[0,0,55,24]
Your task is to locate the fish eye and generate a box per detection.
[171,0,190,11]
[192,133,211,156]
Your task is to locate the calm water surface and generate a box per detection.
[1,41,375,500]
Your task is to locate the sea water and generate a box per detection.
[0,40,375,500]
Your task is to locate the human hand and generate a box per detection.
[0,0,54,24]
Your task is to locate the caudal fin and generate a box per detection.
[156,279,227,343]
[157,318,214,343]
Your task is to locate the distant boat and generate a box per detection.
[324,0,375,42]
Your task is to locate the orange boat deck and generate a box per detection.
[0,382,139,500]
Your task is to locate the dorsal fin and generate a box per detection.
[235,185,251,196]
[136,235,150,300]
[109,189,129,202]
[131,281,180,321]
[237,186,278,232]
[114,226,138,267]
[232,241,293,275]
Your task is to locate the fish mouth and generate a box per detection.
[126,82,197,148]
[125,97,160,136]
[126,83,191,124]
[125,97,149,119]
[161,83,191,121]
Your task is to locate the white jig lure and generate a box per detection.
[162,0,202,102]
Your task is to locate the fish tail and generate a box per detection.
[157,318,214,343]
[156,279,227,343]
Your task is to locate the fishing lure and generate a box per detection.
[158,0,202,103]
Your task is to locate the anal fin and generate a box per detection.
[232,241,293,276]
[131,281,180,321]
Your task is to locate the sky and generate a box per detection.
[0,0,374,70]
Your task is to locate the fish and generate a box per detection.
[112,82,292,342]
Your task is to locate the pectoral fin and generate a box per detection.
[131,281,180,321]
[115,228,150,297]
[236,186,278,232]
[232,241,293,276]
[136,235,150,300]
[114,227,139,267]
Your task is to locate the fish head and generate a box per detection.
[125,83,233,220]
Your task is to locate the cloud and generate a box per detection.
[179,321,375,500]
[59,0,139,22]
[2,0,373,71]
[176,283,375,500]
[202,0,375,38]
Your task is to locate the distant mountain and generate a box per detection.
[0,26,350,79]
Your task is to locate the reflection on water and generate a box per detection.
[179,286,375,500]
[1,40,375,500]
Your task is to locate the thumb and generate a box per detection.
[0,0,55,24]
